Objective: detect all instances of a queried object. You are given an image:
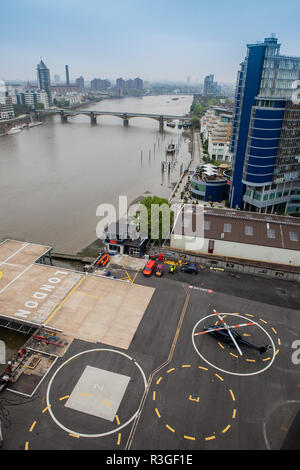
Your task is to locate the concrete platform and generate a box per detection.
[0,264,83,325]
[46,274,155,350]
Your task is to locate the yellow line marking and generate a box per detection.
[131,269,140,284]
[153,391,156,401]
[229,389,235,401]
[245,314,254,317]
[115,415,120,426]
[184,435,195,440]
[45,274,87,324]
[156,377,162,385]
[198,366,208,371]
[246,359,256,363]
[278,338,281,346]
[29,421,36,432]
[272,327,277,334]
[275,349,279,356]
[215,374,224,381]
[121,264,133,283]
[0,271,2,280]
[59,395,70,401]
[102,400,111,407]
[166,368,175,373]
[182,364,191,368]
[260,318,268,324]
[262,357,271,362]
[205,435,216,441]
[69,433,80,438]
[25,442,29,450]
[155,408,161,418]
[218,342,224,349]
[80,393,92,397]
[222,425,231,434]
[117,433,121,445]
[42,405,51,413]
[230,353,238,358]
[243,334,251,337]
[232,409,237,419]
[166,424,175,433]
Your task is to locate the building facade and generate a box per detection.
[37,59,51,104]
[229,36,300,215]
[203,74,220,95]
[0,94,15,119]
[201,106,233,162]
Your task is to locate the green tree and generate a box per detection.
[138,195,174,243]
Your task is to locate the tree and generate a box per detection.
[36,102,44,110]
[138,195,174,243]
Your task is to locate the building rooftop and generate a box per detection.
[172,206,300,252]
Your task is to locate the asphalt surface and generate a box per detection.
[1,264,300,451]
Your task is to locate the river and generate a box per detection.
[0,94,193,254]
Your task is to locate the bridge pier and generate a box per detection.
[159,116,164,133]
[123,114,129,127]
[60,112,68,123]
[90,113,97,125]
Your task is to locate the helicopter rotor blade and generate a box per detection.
[227,328,243,356]
[194,321,255,336]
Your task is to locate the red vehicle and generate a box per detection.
[155,264,165,277]
[143,259,156,277]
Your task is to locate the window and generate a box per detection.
[223,223,232,232]
[289,231,299,241]
[245,226,253,236]
[204,221,211,230]
[267,228,276,238]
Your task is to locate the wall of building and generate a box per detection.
[171,234,300,266]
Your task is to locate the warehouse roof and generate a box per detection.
[172,206,300,251]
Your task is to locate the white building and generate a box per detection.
[171,206,300,268]
[0,95,15,119]
[201,106,233,162]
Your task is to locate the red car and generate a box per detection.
[143,260,156,277]
[155,264,165,277]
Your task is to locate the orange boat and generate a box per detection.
[96,253,110,267]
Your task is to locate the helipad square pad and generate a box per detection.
[65,366,130,421]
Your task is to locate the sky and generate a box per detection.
[1,0,300,84]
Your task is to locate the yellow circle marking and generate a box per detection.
[155,408,161,418]
[215,374,224,382]
[166,424,175,433]
[25,442,29,450]
[156,377,163,385]
[115,415,120,426]
[218,342,225,349]
[153,391,156,401]
[182,364,191,368]
[232,409,237,419]
[29,421,36,432]
[272,327,277,334]
[205,435,216,441]
[42,405,51,413]
[59,395,69,401]
[184,435,195,440]
[69,433,80,438]
[222,425,231,434]
[166,368,175,374]
[117,433,121,446]
[198,366,208,371]
[229,389,235,401]
[230,353,238,358]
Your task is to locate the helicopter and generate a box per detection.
[194,309,272,356]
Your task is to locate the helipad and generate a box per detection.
[0,239,155,350]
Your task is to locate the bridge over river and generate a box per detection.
[34,109,191,131]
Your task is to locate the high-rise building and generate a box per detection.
[203,74,220,95]
[37,59,51,104]
[134,77,143,91]
[90,78,111,91]
[229,36,300,215]
[75,76,84,89]
[54,74,60,83]
[0,90,14,119]
[65,65,70,85]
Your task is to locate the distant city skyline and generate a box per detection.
[1,0,300,83]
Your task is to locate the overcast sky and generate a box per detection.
[1,0,300,84]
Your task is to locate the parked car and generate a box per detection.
[155,264,165,277]
[180,263,198,274]
[143,260,156,277]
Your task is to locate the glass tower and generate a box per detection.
[37,59,51,104]
[229,36,300,215]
